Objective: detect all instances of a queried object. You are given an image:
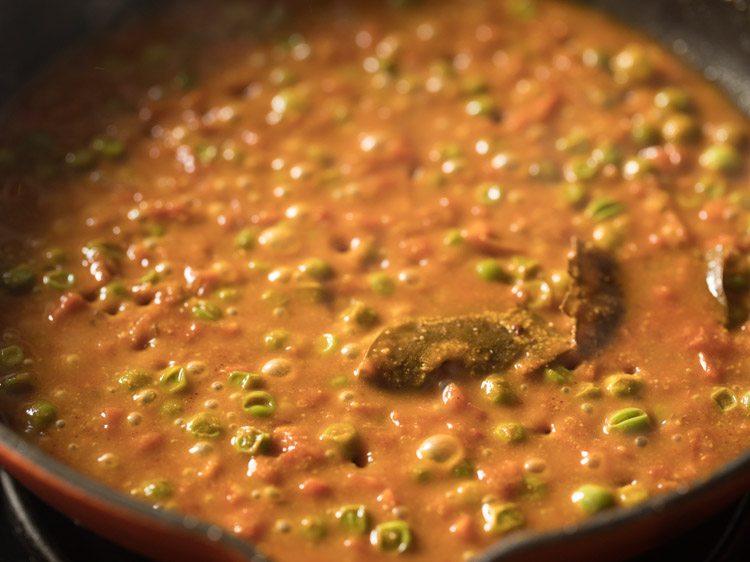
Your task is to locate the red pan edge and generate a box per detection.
[0,422,265,562]
[2,418,750,562]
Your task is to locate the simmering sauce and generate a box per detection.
[1,1,749,560]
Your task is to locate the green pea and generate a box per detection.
[329,375,348,388]
[228,370,262,390]
[592,221,625,251]
[631,120,660,147]
[82,240,123,267]
[336,505,370,535]
[159,365,188,394]
[258,223,300,254]
[605,407,651,434]
[544,365,574,386]
[340,301,378,327]
[264,329,289,351]
[0,345,24,370]
[443,228,465,246]
[521,474,547,500]
[117,368,152,391]
[438,143,463,160]
[461,75,489,95]
[99,281,128,302]
[591,143,622,166]
[320,422,359,460]
[604,374,643,398]
[370,521,412,554]
[494,422,526,444]
[91,136,126,158]
[191,300,222,321]
[231,426,272,455]
[451,458,475,478]
[561,183,588,208]
[25,400,57,431]
[139,270,161,285]
[331,104,350,124]
[0,372,34,395]
[585,197,625,223]
[377,54,399,75]
[476,259,509,283]
[611,44,653,85]
[662,114,700,144]
[271,87,309,116]
[300,516,327,541]
[728,191,750,211]
[196,144,218,164]
[564,156,599,183]
[571,484,615,514]
[711,387,737,412]
[693,176,727,199]
[481,501,525,534]
[581,48,610,69]
[214,288,238,302]
[518,279,553,310]
[475,182,504,205]
[617,483,649,507]
[465,95,500,120]
[294,281,331,305]
[622,157,653,180]
[700,144,742,174]
[143,222,166,238]
[261,485,283,503]
[576,383,602,400]
[186,412,223,439]
[234,228,257,250]
[555,130,590,154]
[2,265,36,294]
[480,375,518,405]
[298,258,333,281]
[547,269,570,301]
[654,87,691,112]
[242,391,277,418]
[315,333,338,355]
[506,256,540,281]
[142,479,173,501]
[410,464,432,483]
[368,272,395,296]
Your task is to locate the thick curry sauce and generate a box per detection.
[1,1,750,560]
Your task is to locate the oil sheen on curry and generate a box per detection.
[1,0,749,560]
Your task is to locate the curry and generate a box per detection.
[1,0,749,561]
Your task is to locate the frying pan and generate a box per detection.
[1,1,749,561]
